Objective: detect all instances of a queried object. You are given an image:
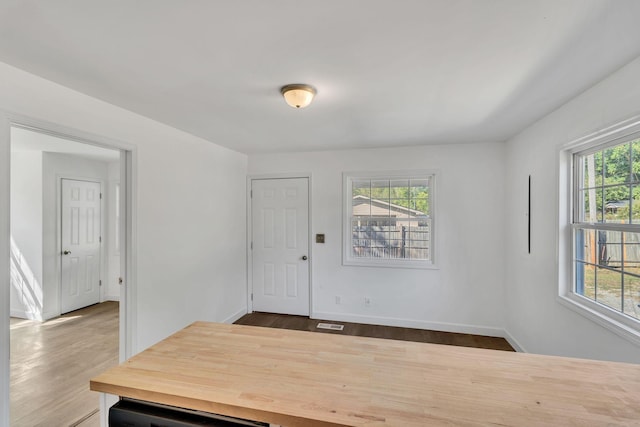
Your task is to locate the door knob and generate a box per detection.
[63,250,71,255]
[302,255,308,260]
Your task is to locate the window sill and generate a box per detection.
[343,258,438,270]
[557,294,640,347]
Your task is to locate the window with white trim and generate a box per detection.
[571,135,640,331]
[343,171,435,268]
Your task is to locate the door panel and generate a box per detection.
[61,179,101,314]
[252,178,309,315]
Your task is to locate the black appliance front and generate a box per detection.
[109,399,269,427]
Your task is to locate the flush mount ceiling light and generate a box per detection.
[280,84,316,109]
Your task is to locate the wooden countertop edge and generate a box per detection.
[90,379,347,427]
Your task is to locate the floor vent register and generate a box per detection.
[316,323,345,331]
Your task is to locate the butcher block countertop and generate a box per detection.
[90,321,640,426]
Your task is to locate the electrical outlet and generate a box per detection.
[364,297,371,307]
[335,296,341,305]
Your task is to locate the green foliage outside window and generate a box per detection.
[581,140,640,222]
[352,179,430,216]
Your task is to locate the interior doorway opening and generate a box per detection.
[7,122,133,426]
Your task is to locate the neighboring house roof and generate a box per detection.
[352,195,428,218]
[605,200,629,210]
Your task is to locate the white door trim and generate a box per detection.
[0,112,138,426]
[0,112,11,427]
[247,173,312,316]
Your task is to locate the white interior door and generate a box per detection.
[252,178,309,316]
[60,179,101,314]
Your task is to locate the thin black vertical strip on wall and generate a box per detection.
[528,175,531,254]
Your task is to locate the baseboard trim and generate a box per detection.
[10,308,43,321]
[42,310,58,321]
[9,309,47,322]
[103,295,120,302]
[222,307,248,324]
[10,308,28,319]
[311,311,505,338]
[503,329,527,353]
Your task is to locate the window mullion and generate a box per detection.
[621,231,626,313]
[630,142,634,224]
[572,223,640,232]
[600,152,605,224]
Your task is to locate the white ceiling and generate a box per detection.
[1,1,640,154]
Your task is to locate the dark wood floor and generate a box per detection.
[235,312,514,352]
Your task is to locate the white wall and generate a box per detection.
[42,152,109,319]
[10,151,43,319]
[133,136,247,350]
[0,60,249,425]
[504,56,640,363]
[249,143,507,336]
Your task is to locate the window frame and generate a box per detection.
[560,117,640,346]
[342,170,437,269]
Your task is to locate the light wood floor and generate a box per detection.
[10,301,119,427]
[235,312,515,351]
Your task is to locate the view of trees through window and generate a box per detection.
[575,139,640,320]
[349,177,432,262]
[352,179,430,215]
[579,140,640,223]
